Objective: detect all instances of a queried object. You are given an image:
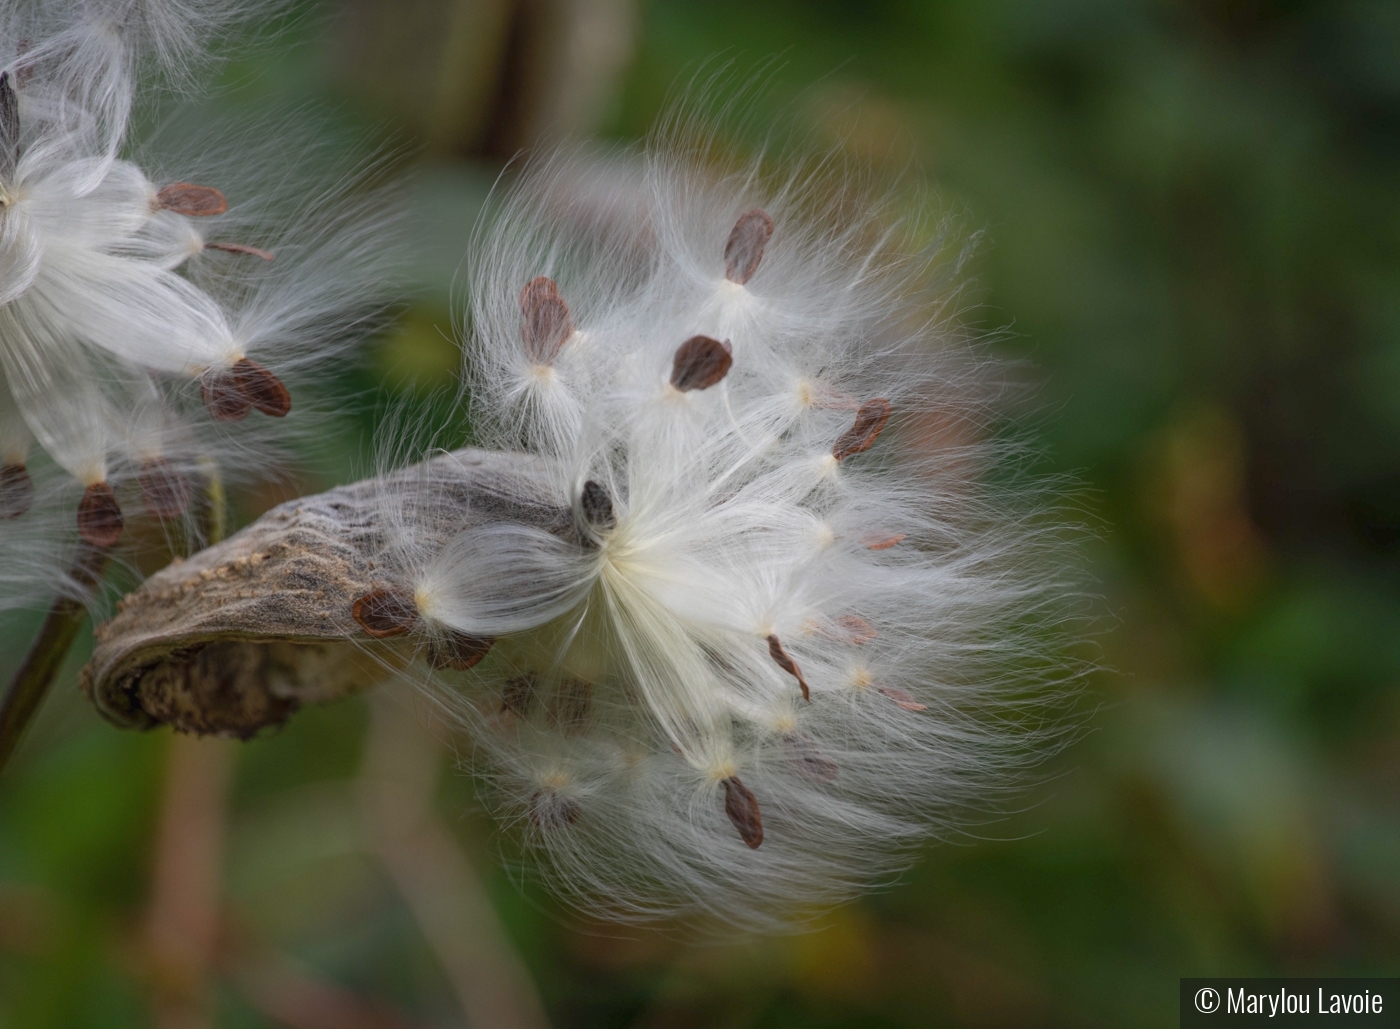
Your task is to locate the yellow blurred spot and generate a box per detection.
[374,308,459,392]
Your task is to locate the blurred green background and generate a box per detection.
[3,0,1399,1025]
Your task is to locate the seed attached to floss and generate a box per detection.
[155,182,228,216]
[722,776,764,848]
[0,463,33,519]
[670,335,733,392]
[578,479,616,533]
[519,276,574,365]
[552,679,593,736]
[351,589,419,638]
[862,532,906,551]
[767,633,810,702]
[426,631,495,670]
[724,208,774,286]
[833,398,892,461]
[877,685,928,712]
[0,72,19,180]
[200,358,291,422]
[501,674,538,717]
[529,788,582,830]
[138,458,192,519]
[782,733,840,784]
[204,242,275,261]
[834,615,877,644]
[77,482,124,547]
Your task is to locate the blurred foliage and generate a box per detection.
[3,0,1400,1026]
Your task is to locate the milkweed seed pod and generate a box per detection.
[0,0,395,606]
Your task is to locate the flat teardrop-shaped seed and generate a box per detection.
[877,685,928,712]
[767,633,810,702]
[0,71,18,180]
[156,183,228,216]
[138,458,193,519]
[782,733,839,783]
[722,776,764,848]
[724,208,774,285]
[426,631,494,670]
[233,358,291,418]
[832,398,892,461]
[529,789,582,829]
[204,242,274,261]
[77,482,124,547]
[834,615,877,644]
[501,674,538,717]
[519,276,573,364]
[670,335,733,392]
[351,589,418,638]
[200,368,251,422]
[0,463,33,519]
[862,532,906,550]
[579,479,616,532]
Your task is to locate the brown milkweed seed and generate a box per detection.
[767,633,810,702]
[426,631,494,670]
[138,458,192,519]
[552,679,593,736]
[77,482,124,547]
[0,72,18,180]
[782,733,839,783]
[724,208,774,285]
[834,615,877,644]
[877,685,927,712]
[670,335,733,392]
[519,276,573,365]
[200,367,251,422]
[0,463,33,519]
[351,589,418,638]
[529,789,582,829]
[204,242,275,261]
[833,398,892,461]
[156,183,228,216]
[233,358,291,418]
[501,674,538,717]
[722,776,764,848]
[579,479,616,532]
[863,532,906,550]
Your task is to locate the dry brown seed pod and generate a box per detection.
[782,733,839,783]
[77,482,124,547]
[862,532,906,550]
[156,183,228,216]
[529,788,582,829]
[0,463,33,519]
[877,685,927,712]
[833,398,892,461]
[501,674,538,717]
[200,367,251,422]
[351,589,418,638]
[670,335,733,392]
[721,776,764,848]
[766,633,810,702]
[724,208,774,285]
[519,276,573,365]
[426,631,494,670]
[233,358,292,418]
[138,458,192,519]
[204,242,275,261]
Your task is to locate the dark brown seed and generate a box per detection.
[156,183,228,216]
[233,358,291,418]
[834,615,877,644]
[552,679,593,736]
[833,398,892,461]
[877,685,927,712]
[767,633,810,702]
[138,458,192,519]
[426,631,494,670]
[200,367,251,421]
[351,589,418,638]
[670,335,733,392]
[724,208,774,285]
[782,733,839,783]
[204,242,275,261]
[722,776,764,848]
[863,533,905,550]
[519,276,573,364]
[0,463,33,519]
[529,789,582,829]
[77,482,124,547]
[0,71,18,180]
[579,479,615,532]
[501,674,538,717]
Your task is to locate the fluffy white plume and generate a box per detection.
[361,133,1079,930]
[0,0,396,607]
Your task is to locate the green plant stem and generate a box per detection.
[0,544,110,773]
